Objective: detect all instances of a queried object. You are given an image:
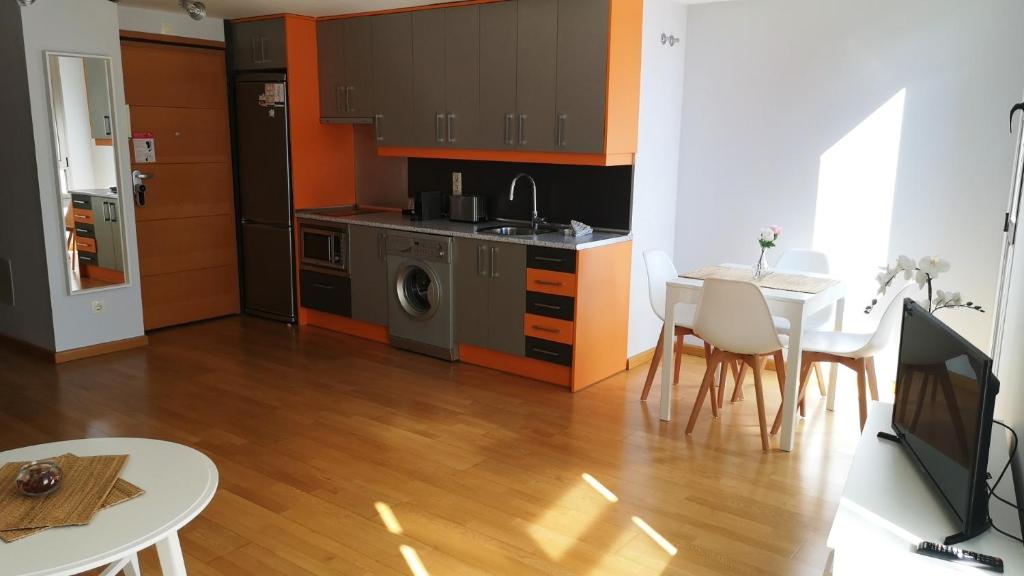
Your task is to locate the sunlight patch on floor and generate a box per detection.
[375,501,404,535]
[527,476,615,560]
[582,472,619,503]
[631,516,678,556]
[399,544,429,576]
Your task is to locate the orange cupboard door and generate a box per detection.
[121,38,239,330]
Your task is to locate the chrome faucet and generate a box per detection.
[509,173,544,231]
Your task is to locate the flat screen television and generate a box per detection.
[891,299,1000,544]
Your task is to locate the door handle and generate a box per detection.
[435,113,445,143]
[103,115,111,136]
[447,113,456,144]
[375,114,384,142]
[518,114,527,146]
[557,113,567,148]
[490,246,498,277]
[504,113,514,146]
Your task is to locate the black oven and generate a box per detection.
[300,223,347,274]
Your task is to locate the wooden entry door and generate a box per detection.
[121,34,239,330]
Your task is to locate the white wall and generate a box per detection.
[57,57,98,191]
[628,0,688,357]
[117,5,225,42]
[22,0,145,351]
[676,0,1024,358]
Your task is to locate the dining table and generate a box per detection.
[659,263,848,451]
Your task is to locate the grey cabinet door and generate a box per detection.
[411,9,446,147]
[83,59,111,139]
[372,13,414,146]
[515,0,558,151]
[349,225,388,325]
[453,238,490,348]
[444,5,480,149]
[317,19,346,118]
[231,20,287,71]
[93,199,114,269]
[486,242,525,356]
[478,2,517,150]
[107,200,124,272]
[343,18,375,116]
[555,0,609,153]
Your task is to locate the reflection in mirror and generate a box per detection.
[46,53,127,293]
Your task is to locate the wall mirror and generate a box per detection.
[45,52,128,294]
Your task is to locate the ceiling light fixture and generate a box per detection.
[179,0,206,21]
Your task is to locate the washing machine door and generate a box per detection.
[395,262,440,320]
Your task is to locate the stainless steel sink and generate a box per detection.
[477,225,560,236]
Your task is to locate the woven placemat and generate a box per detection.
[0,453,127,532]
[682,265,839,294]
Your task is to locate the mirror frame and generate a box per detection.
[43,51,132,296]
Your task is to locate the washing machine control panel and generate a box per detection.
[387,234,450,263]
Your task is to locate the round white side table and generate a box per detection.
[0,438,218,576]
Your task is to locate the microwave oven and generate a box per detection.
[300,223,347,274]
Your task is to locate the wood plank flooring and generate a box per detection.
[0,316,865,575]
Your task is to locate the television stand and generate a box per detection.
[825,402,1023,575]
[876,430,901,444]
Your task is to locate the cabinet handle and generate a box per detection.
[259,37,267,63]
[477,244,488,277]
[530,347,560,357]
[75,227,89,234]
[435,113,445,143]
[346,86,354,112]
[490,246,498,278]
[251,37,257,64]
[74,214,87,220]
[534,256,563,263]
[103,115,111,136]
[109,202,117,223]
[312,283,335,290]
[102,203,110,222]
[534,279,563,287]
[534,302,561,311]
[375,114,384,142]
[504,113,514,146]
[447,113,456,144]
[336,86,344,113]
[557,113,568,148]
[518,114,527,146]
[531,324,560,334]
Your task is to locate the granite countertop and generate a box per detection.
[296,209,631,251]
[70,188,119,199]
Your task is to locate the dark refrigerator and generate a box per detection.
[235,73,297,322]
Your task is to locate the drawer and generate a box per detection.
[72,209,94,225]
[526,291,574,321]
[527,246,576,273]
[526,268,576,297]
[71,195,93,209]
[73,222,95,239]
[300,269,352,317]
[78,251,98,265]
[75,236,97,253]
[525,336,573,367]
[524,313,573,345]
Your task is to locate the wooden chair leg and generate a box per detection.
[814,363,826,396]
[686,353,721,434]
[640,328,664,401]
[751,357,770,452]
[856,359,868,431]
[731,362,747,402]
[716,361,728,410]
[865,357,879,401]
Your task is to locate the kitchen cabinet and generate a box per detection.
[349,225,388,325]
[300,269,351,317]
[555,0,609,153]
[514,0,558,152]
[317,17,375,120]
[231,19,286,71]
[72,194,123,272]
[454,238,526,356]
[410,9,445,147]
[372,12,414,146]
[478,1,517,150]
[83,59,112,140]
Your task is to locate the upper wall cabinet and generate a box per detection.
[478,1,517,150]
[231,19,287,71]
[318,17,375,120]
[372,12,415,146]
[555,0,609,154]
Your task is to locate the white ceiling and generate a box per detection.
[118,0,457,19]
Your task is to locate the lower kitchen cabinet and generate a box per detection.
[72,194,123,274]
[453,238,526,356]
[300,269,351,317]
[349,224,388,325]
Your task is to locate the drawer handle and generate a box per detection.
[531,325,560,334]
[534,280,563,287]
[75,227,90,234]
[312,283,335,290]
[74,214,88,220]
[531,348,560,357]
[534,256,563,263]
[533,303,561,311]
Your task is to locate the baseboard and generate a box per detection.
[0,333,55,361]
[53,335,149,364]
[628,342,779,371]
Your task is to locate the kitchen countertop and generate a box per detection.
[70,188,119,199]
[296,209,631,251]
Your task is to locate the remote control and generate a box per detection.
[915,541,1004,573]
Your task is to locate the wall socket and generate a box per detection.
[452,172,463,195]
[91,300,105,314]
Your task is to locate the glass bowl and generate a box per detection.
[15,460,64,497]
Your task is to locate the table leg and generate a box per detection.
[827,297,845,412]
[780,312,804,452]
[660,290,677,421]
[156,531,188,576]
[124,553,141,576]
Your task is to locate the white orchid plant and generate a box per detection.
[866,255,985,314]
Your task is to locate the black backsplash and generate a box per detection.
[407,159,633,231]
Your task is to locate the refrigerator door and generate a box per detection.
[236,78,292,225]
[242,222,297,322]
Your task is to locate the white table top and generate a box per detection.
[667,264,846,304]
[0,438,218,576]
[828,402,1024,574]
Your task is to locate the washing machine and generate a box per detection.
[386,231,458,361]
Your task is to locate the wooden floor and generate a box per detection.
[0,316,867,575]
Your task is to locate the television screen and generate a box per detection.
[893,299,999,543]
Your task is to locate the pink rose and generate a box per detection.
[769,225,782,237]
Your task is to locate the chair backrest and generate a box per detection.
[855,283,915,357]
[776,249,829,274]
[695,278,784,355]
[644,250,678,321]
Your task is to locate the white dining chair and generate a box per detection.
[640,250,710,400]
[780,282,914,432]
[687,278,788,452]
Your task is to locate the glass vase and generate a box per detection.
[753,248,770,280]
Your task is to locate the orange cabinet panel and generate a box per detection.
[72,209,94,225]
[74,236,97,253]
[524,313,574,345]
[526,268,576,297]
